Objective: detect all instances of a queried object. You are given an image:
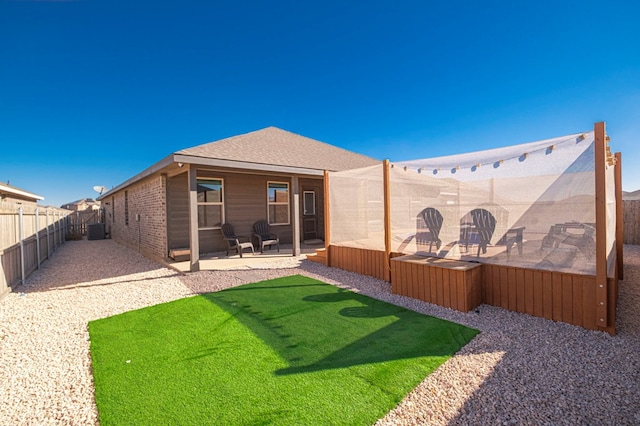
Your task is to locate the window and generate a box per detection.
[124,191,129,226]
[197,178,224,229]
[267,181,289,225]
[111,196,115,224]
[303,191,315,215]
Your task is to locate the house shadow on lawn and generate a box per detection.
[202,275,478,376]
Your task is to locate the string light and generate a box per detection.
[402,132,589,175]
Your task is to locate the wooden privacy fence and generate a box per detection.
[623,200,640,245]
[0,201,71,298]
[67,209,104,236]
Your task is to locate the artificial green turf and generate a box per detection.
[89,275,478,425]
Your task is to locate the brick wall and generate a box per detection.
[106,175,167,261]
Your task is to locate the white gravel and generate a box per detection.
[1,238,639,425]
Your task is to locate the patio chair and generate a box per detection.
[252,219,280,253]
[221,223,254,258]
[416,207,443,252]
[470,208,496,257]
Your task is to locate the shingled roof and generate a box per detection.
[177,127,379,172]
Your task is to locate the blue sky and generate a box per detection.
[2,0,639,207]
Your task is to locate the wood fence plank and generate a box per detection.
[516,268,525,313]
[542,271,553,320]
[552,272,563,322]
[582,276,597,330]
[436,267,444,306]
[443,269,451,309]
[572,276,584,328]
[524,269,534,315]
[417,261,426,302]
[500,267,509,309]
[484,265,493,305]
[508,268,517,311]
[562,274,574,324]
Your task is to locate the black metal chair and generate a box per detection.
[416,207,443,252]
[221,223,254,257]
[252,219,280,253]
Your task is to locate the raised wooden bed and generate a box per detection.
[390,254,483,312]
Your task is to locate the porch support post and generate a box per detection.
[594,121,608,330]
[383,160,392,282]
[188,164,200,272]
[323,170,331,266]
[292,176,301,256]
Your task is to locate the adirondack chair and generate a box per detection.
[470,208,497,257]
[252,220,280,253]
[221,223,254,257]
[415,207,443,252]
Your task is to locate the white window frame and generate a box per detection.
[197,177,224,230]
[267,181,290,225]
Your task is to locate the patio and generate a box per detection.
[167,242,323,272]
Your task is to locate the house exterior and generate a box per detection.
[0,182,44,205]
[98,127,379,270]
[61,198,101,212]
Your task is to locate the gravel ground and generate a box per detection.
[1,238,639,425]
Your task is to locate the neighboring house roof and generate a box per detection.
[99,127,380,200]
[61,198,100,209]
[177,127,379,172]
[0,182,44,203]
[623,190,640,201]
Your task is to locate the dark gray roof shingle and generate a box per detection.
[177,126,379,172]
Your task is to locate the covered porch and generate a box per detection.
[167,242,323,272]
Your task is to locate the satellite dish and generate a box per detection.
[93,185,108,195]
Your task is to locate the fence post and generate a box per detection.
[46,209,50,259]
[54,210,58,249]
[19,205,25,285]
[35,208,41,269]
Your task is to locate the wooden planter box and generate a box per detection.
[390,255,483,312]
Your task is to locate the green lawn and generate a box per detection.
[89,275,478,425]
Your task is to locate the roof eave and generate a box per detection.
[98,154,176,200]
[0,183,44,201]
[98,153,331,201]
[172,154,327,176]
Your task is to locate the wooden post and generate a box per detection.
[46,209,50,260]
[18,205,25,285]
[323,170,331,267]
[292,176,301,256]
[35,208,40,269]
[594,121,608,329]
[383,160,392,282]
[188,164,200,272]
[615,152,623,281]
